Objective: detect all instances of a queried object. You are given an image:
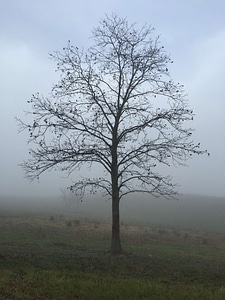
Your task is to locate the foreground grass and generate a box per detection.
[1,267,225,300]
[0,215,225,299]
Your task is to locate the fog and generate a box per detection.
[1,193,225,233]
[0,1,225,200]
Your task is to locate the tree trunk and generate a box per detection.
[110,191,122,254]
[110,149,122,253]
[110,124,122,254]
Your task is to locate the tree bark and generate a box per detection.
[110,189,122,254]
[110,132,122,254]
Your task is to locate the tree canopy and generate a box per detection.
[17,14,207,253]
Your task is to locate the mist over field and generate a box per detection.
[0,1,225,201]
[1,2,225,298]
[1,193,224,232]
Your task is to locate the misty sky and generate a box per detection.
[0,0,225,198]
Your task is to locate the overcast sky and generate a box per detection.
[0,0,225,198]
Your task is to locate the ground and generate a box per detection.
[0,213,225,299]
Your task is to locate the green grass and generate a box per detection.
[0,215,225,299]
[1,267,225,300]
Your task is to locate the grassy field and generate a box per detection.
[0,213,225,299]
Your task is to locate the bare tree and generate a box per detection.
[17,15,208,254]
[60,188,80,211]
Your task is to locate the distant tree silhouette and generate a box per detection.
[17,14,208,254]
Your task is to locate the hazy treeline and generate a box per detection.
[0,193,224,232]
